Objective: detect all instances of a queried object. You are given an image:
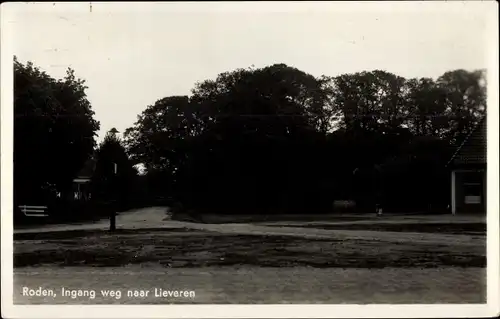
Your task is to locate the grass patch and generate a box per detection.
[14,231,485,269]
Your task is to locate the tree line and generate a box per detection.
[14,59,486,218]
[123,64,486,214]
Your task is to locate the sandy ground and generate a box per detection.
[14,207,486,234]
[15,207,485,246]
[14,266,485,304]
[13,207,487,304]
[14,207,170,234]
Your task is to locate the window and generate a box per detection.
[464,183,482,204]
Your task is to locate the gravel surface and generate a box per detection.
[14,266,486,304]
[13,207,487,304]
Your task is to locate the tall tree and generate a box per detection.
[14,57,100,204]
[403,78,449,137]
[124,64,487,215]
[125,64,334,214]
[437,69,486,144]
[330,70,408,133]
[91,129,139,210]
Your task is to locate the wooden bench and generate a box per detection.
[19,205,49,217]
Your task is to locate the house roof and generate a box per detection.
[447,117,487,166]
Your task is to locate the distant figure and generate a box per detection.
[376,203,383,217]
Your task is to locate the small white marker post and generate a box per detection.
[110,163,117,232]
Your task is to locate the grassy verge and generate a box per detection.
[14,228,485,268]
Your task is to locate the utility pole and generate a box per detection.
[109,163,117,232]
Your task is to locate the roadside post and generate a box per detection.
[110,163,117,232]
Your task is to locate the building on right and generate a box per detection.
[447,117,487,214]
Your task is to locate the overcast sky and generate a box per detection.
[4,1,496,141]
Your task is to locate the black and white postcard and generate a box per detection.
[1,1,499,318]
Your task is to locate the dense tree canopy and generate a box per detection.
[14,57,100,204]
[124,64,486,214]
[90,129,142,211]
[15,57,485,215]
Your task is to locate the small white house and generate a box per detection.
[61,158,96,201]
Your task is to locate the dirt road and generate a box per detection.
[14,266,485,304]
[15,207,485,246]
[13,207,486,304]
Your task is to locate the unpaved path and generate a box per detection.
[14,207,169,234]
[14,266,485,304]
[15,207,485,247]
[13,208,486,304]
[161,220,483,246]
